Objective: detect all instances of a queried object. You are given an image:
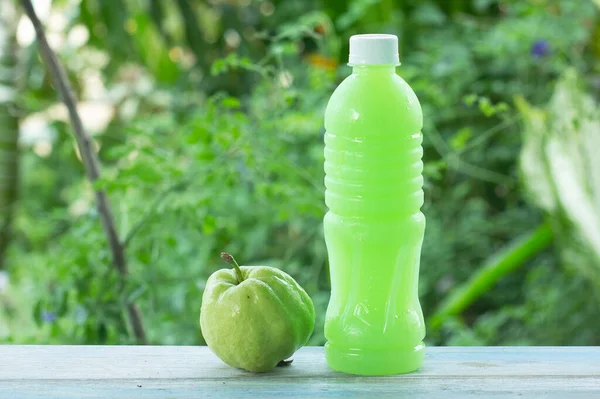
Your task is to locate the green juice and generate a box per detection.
[323,34,426,375]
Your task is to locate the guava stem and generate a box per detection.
[221,252,244,284]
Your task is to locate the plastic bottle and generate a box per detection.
[323,34,426,375]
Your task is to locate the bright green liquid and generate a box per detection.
[323,65,426,375]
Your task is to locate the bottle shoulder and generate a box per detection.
[325,73,423,135]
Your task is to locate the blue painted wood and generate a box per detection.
[0,346,599,398]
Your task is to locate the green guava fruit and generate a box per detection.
[200,252,315,372]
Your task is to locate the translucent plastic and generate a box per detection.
[323,65,426,375]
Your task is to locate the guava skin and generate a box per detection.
[200,265,315,372]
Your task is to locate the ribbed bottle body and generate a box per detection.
[324,66,426,375]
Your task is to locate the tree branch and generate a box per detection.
[21,0,147,344]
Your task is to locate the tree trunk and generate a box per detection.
[0,0,20,269]
[21,0,147,344]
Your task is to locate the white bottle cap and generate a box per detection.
[348,34,400,66]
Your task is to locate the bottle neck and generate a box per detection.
[351,65,396,75]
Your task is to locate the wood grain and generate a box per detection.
[0,346,598,398]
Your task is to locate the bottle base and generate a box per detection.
[325,341,425,376]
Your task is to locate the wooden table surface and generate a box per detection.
[1,346,599,398]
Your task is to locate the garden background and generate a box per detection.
[1,0,599,346]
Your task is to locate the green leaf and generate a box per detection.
[105,146,132,161]
[186,125,211,144]
[423,160,447,181]
[336,0,380,30]
[33,300,43,327]
[412,2,446,26]
[518,69,600,285]
[478,97,494,117]
[221,97,241,109]
[202,214,216,235]
[516,95,556,213]
[450,127,473,150]
[131,14,180,84]
[129,163,163,183]
[92,177,109,191]
[58,290,69,316]
[463,94,478,107]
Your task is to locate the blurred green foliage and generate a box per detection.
[1,0,600,346]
